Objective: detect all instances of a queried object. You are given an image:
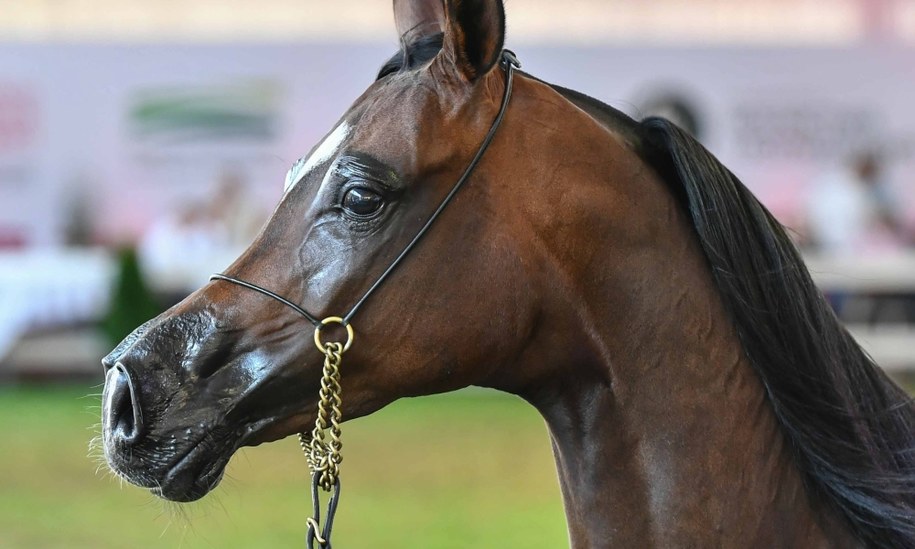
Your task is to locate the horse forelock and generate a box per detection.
[378,32,445,80]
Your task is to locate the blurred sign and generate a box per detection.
[128,81,281,143]
[111,80,287,239]
[732,101,878,161]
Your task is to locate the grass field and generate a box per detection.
[0,384,567,548]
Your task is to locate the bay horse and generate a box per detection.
[101,0,915,546]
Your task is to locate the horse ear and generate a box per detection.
[441,0,506,81]
[393,0,446,46]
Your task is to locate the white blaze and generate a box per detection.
[284,121,350,193]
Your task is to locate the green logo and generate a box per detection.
[129,81,281,142]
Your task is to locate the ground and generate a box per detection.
[0,384,567,548]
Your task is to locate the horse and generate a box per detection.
[100,0,915,546]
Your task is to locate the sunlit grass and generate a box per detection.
[0,384,567,548]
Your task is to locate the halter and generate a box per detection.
[210,50,520,548]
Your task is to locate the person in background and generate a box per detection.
[206,169,265,247]
[806,150,909,255]
[806,150,914,324]
[639,90,704,141]
[138,201,217,280]
[139,167,266,297]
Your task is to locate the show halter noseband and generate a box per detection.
[209,50,520,548]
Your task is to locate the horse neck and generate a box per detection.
[528,285,851,547]
[486,79,856,547]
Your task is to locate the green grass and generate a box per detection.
[0,384,567,548]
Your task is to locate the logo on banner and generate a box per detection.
[129,81,281,143]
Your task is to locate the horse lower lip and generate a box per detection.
[152,462,226,502]
[152,439,230,502]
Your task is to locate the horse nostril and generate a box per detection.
[103,363,145,445]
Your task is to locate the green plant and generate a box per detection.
[101,247,161,346]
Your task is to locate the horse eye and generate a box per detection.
[342,187,384,217]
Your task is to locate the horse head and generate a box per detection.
[101,0,538,502]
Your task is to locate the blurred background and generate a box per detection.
[1,0,913,547]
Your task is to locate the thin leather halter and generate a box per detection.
[211,50,520,329]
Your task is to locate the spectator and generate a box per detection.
[806,150,908,255]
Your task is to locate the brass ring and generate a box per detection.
[313,316,354,352]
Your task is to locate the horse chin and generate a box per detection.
[103,427,236,503]
[151,412,317,501]
[150,453,230,503]
[239,393,390,449]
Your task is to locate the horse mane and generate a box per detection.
[374,38,915,546]
[638,117,915,547]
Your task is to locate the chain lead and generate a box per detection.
[301,318,352,548]
[301,341,345,490]
[305,474,340,548]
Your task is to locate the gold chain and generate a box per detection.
[299,317,354,496]
[300,318,353,547]
[298,340,345,491]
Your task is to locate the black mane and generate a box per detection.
[521,65,915,549]
[639,119,915,547]
[555,82,915,545]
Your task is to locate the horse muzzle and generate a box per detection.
[98,304,319,502]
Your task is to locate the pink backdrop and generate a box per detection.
[0,43,913,245]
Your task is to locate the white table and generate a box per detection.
[0,248,115,360]
[804,251,915,370]
[805,252,915,293]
